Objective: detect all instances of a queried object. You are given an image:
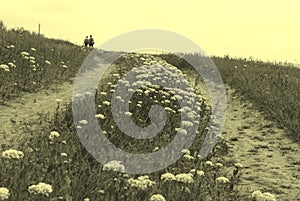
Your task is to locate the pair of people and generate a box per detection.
[84,35,94,47]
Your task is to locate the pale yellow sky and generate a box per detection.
[1,0,299,63]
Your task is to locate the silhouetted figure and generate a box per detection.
[84,36,89,47]
[89,35,94,47]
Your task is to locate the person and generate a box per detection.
[89,35,95,47]
[83,36,89,47]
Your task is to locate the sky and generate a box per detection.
[1,0,299,64]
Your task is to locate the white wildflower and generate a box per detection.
[181,149,190,155]
[125,112,132,117]
[2,149,24,159]
[216,176,230,184]
[83,198,90,201]
[62,65,68,68]
[79,120,88,125]
[21,51,29,57]
[128,176,156,190]
[45,60,51,65]
[0,187,10,200]
[55,99,63,102]
[150,194,166,201]
[100,92,107,96]
[175,173,194,184]
[0,64,9,70]
[49,131,60,140]
[205,161,213,166]
[95,114,105,119]
[161,173,176,182]
[103,160,125,172]
[103,101,110,106]
[28,182,53,196]
[60,153,67,157]
[31,48,36,52]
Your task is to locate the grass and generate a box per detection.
[0,21,90,103]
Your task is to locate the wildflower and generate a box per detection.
[103,101,110,106]
[252,190,277,201]
[31,48,36,51]
[95,114,105,119]
[55,99,63,102]
[216,176,230,184]
[62,65,68,68]
[181,149,190,155]
[76,126,82,129]
[175,128,187,135]
[21,51,29,57]
[153,147,159,151]
[0,64,9,70]
[98,189,105,194]
[83,198,90,201]
[61,140,67,144]
[29,56,35,60]
[28,182,53,196]
[205,161,213,167]
[60,153,67,157]
[125,111,132,117]
[103,160,125,172]
[79,120,88,125]
[175,173,194,184]
[7,62,16,68]
[45,60,51,65]
[150,194,166,201]
[100,91,107,96]
[29,60,36,65]
[32,81,36,85]
[183,154,195,160]
[215,163,223,168]
[2,149,24,159]
[161,173,176,182]
[0,187,10,200]
[128,176,156,190]
[49,131,60,140]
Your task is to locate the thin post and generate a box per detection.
[38,24,40,35]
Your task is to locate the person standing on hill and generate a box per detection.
[83,36,89,47]
[89,35,95,47]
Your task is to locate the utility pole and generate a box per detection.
[38,24,40,35]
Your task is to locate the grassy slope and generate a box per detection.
[0,22,90,103]
[213,56,300,142]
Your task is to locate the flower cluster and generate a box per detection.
[28,182,53,196]
[160,172,176,182]
[127,175,156,190]
[49,131,60,141]
[1,149,24,159]
[216,176,230,184]
[103,160,125,172]
[175,173,194,184]
[150,194,166,201]
[0,187,10,200]
[252,190,277,201]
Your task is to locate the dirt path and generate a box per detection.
[221,87,300,201]
[0,81,74,151]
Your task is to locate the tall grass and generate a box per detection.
[213,56,300,141]
[0,21,90,103]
